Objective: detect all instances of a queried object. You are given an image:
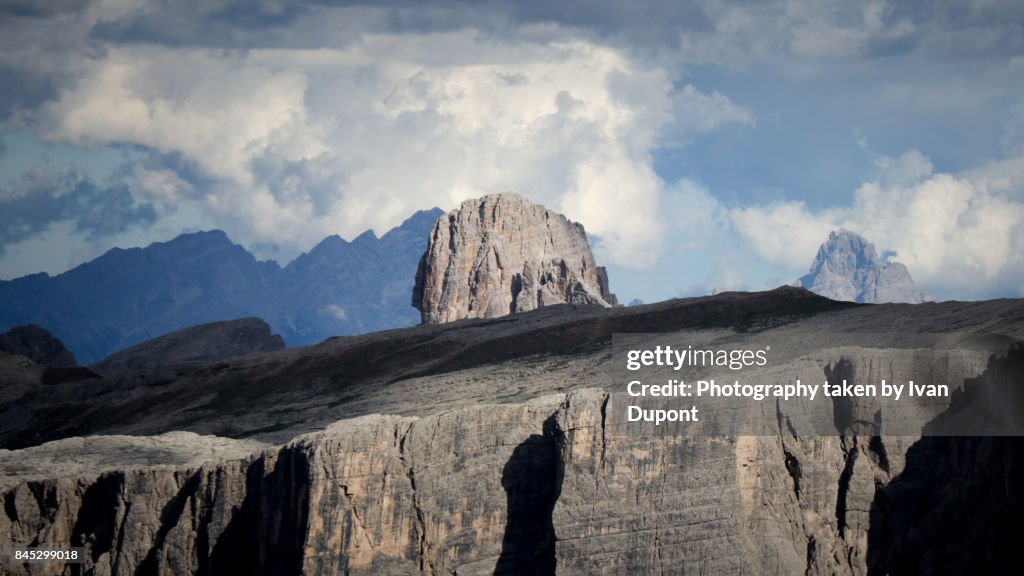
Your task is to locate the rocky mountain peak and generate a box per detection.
[413,192,617,324]
[0,324,77,368]
[799,229,928,303]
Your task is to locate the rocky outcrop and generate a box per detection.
[0,325,77,368]
[799,229,928,304]
[91,318,284,375]
[413,193,616,324]
[0,326,100,390]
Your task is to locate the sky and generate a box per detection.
[1,0,1023,304]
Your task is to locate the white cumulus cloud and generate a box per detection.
[34,27,753,268]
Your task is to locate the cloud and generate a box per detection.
[1002,100,1024,154]
[662,84,755,147]
[24,24,754,269]
[788,0,916,59]
[730,149,1024,299]
[41,47,325,186]
[321,304,347,321]
[874,148,933,187]
[730,201,839,270]
[0,166,157,254]
[4,0,1022,300]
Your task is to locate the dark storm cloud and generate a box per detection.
[4,0,1023,73]
[0,0,90,19]
[883,0,1024,59]
[303,0,716,47]
[89,0,308,48]
[0,169,156,254]
[140,150,214,195]
[251,152,348,215]
[0,66,60,123]
[1,0,717,52]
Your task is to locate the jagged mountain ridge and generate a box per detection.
[0,209,443,363]
[799,229,928,304]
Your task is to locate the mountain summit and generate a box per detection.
[413,192,617,324]
[799,229,928,304]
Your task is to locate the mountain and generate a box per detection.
[91,317,284,375]
[799,229,928,303]
[282,208,442,342]
[2,287,1023,574]
[0,209,444,363]
[0,324,77,368]
[414,192,616,324]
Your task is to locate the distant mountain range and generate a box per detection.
[0,209,443,363]
[2,214,933,364]
[799,229,928,304]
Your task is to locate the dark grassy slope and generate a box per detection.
[2,286,1022,450]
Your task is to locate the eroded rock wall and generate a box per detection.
[4,345,1023,575]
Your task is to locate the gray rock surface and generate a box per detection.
[799,229,928,303]
[0,325,77,368]
[92,317,284,375]
[3,383,1023,575]
[413,193,616,324]
[4,287,1024,449]
[2,288,1023,575]
[0,432,271,491]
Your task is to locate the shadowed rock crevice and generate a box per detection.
[135,472,203,575]
[866,434,1024,575]
[71,472,125,566]
[867,346,1024,574]
[209,458,267,575]
[495,414,565,575]
[208,449,310,576]
[835,437,858,538]
[825,359,855,434]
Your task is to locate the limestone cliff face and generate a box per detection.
[3,291,1023,575]
[5,366,1024,575]
[413,193,616,324]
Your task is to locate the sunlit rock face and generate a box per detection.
[413,192,617,324]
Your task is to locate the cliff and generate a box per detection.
[2,288,1023,574]
[4,382,1023,574]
